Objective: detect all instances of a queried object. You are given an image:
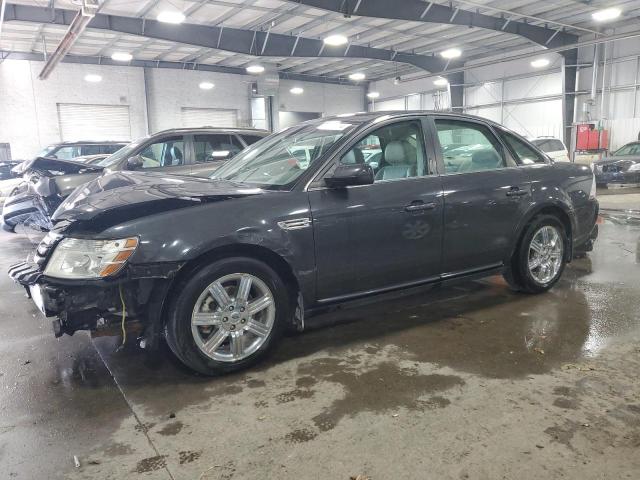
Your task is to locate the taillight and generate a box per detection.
[589,173,597,200]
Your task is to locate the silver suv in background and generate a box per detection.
[531,137,570,162]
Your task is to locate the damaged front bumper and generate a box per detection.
[8,259,182,341]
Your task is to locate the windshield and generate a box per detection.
[613,143,640,156]
[212,120,358,189]
[95,136,149,167]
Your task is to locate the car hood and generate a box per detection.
[593,155,640,166]
[52,171,266,229]
[12,156,103,175]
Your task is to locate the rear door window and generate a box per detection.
[193,134,244,163]
[434,120,508,173]
[240,134,266,146]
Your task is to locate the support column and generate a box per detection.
[447,71,465,113]
[561,49,578,148]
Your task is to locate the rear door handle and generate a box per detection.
[505,187,528,197]
[405,201,437,212]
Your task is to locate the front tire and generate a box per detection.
[165,257,289,375]
[504,215,568,293]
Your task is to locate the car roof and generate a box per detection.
[303,110,510,128]
[153,127,270,136]
[55,140,129,145]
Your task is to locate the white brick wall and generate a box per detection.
[0,60,147,159]
[0,60,366,159]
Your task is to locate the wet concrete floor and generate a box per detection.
[0,217,639,479]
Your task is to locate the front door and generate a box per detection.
[433,118,531,274]
[308,118,444,301]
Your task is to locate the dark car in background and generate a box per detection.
[1,128,268,232]
[593,141,640,187]
[8,112,598,375]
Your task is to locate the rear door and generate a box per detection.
[433,117,531,275]
[309,117,444,301]
[190,133,246,177]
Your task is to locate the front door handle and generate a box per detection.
[505,187,528,197]
[405,201,437,212]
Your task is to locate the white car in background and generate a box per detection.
[531,137,571,162]
[0,177,25,204]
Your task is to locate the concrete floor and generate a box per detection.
[1,215,640,480]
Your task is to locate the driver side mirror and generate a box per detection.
[325,163,374,188]
[126,155,144,170]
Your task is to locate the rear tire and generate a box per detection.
[165,257,289,375]
[503,215,568,294]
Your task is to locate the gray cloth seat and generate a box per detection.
[375,141,417,180]
[458,149,502,173]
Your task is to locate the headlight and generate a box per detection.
[627,163,640,172]
[44,237,138,279]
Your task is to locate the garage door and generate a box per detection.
[57,103,131,141]
[181,108,238,128]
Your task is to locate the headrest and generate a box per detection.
[384,141,415,165]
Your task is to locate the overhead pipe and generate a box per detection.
[590,44,599,103]
[38,0,98,80]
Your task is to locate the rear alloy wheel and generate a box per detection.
[504,215,568,293]
[165,257,288,375]
[527,226,564,285]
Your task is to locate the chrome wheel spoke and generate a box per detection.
[247,295,272,316]
[246,319,269,337]
[192,311,223,326]
[530,240,544,254]
[529,256,542,269]
[208,282,231,308]
[230,333,244,357]
[236,274,252,303]
[202,329,228,355]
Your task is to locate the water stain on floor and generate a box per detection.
[297,358,464,432]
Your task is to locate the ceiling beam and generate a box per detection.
[4,3,455,73]
[282,0,578,49]
[0,49,360,85]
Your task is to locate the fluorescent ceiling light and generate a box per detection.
[290,87,304,95]
[323,34,348,46]
[246,64,265,74]
[366,91,380,99]
[592,7,621,21]
[433,77,448,86]
[349,72,365,81]
[111,52,132,62]
[84,74,102,83]
[531,58,550,68]
[199,81,215,90]
[157,11,186,24]
[440,48,462,59]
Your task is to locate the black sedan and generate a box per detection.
[593,141,640,187]
[9,112,599,375]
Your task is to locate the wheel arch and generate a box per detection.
[507,202,575,265]
[160,243,301,328]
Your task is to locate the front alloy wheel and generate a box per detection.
[165,257,288,375]
[191,273,276,362]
